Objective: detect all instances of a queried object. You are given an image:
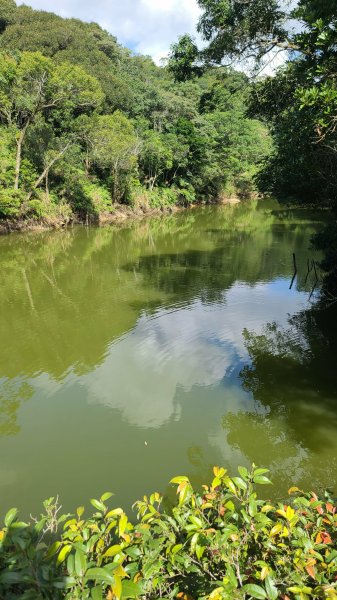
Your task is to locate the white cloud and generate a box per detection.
[81,279,309,428]
[18,0,201,64]
[30,278,309,431]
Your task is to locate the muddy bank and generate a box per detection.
[0,204,184,235]
[0,196,246,235]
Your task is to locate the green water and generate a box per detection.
[0,199,336,516]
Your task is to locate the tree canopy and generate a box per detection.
[168,0,337,292]
[0,1,271,223]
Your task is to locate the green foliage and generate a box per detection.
[0,2,272,223]
[0,467,337,599]
[80,181,112,214]
[0,125,15,187]
[131,184,195,210]
[89,112,139,203]
[0,188,23,217]
[196,0,290,63]
[168,34,203,82]
[0,0,16,33]
[139,130,174,190]
[168,0,290,70]
[174,0,336,290]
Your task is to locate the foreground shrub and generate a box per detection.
[0,466,336,599]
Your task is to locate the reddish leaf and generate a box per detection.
[322,532,332,544]
[316,532,322,544]
[306,565,316,579]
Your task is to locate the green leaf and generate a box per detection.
[57,544,72,564]
[224,477,237,495]
[327,550,337,563]
[249,495,257,517]
[253,476,272,485]
[119,513,128,536]
[52,576,76,589]
[288,586,312,594]
[4,508,18,527]
[11,521,28,529]
[238,466,249,480]
[196,543,205,560]
[190,532,199,554]
[171,543,183,555]
[265,576,278,600]
[243,584,267,599]
[212,476,222,488]
[90,499,106,512]
[85,567,115,585]
[75,548,87,577]
[170,476,189,484]
[189,515,203,528]
[46,541,61,559]
[232,477,247,490]
[103,544,122,558]
[67,553,75,578]
[101,492,114,502]
[91,586,104,600]
[0,571,25,584]
[111,575,122,600]
[126,546,141,559]
[122,580,143,598]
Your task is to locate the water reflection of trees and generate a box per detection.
[0,381,33,436]
[233,305,337,492]
[125,204,321,305]
[0,201,321,381]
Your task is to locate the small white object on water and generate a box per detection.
[144,441,148,446]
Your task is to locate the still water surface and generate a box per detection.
[0,200,336,516]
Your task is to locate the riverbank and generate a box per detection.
[0,204,181,235]
[0,195,243,235]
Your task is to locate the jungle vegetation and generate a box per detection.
[0,0,272,225]
[168,0,337,292]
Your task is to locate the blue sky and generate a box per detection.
[18,0,201,64]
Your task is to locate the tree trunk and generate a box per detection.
[45,170,49,200]
[84,149,90,177]
[112,162,119,203]
[14,120,30,190]
[26,142,71,202]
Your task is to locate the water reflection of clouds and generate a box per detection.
[84,278,309,428]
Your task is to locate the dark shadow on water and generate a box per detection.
[123,221,320,303]
[239,305,337,455]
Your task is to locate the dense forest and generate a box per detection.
[0,0,271,226]
[169,0,337,292]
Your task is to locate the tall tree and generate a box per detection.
[0,51,104,191]
[80,112,140,202]
[0,0,16,34]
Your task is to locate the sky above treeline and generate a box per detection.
[18,0,201,64]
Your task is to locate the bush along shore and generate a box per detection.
[0,466,336,599]
[0,195,245,235]
[0,201,185,235]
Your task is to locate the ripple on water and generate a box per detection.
[0,203,335,515]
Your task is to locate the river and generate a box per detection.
[0,199,336,516]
